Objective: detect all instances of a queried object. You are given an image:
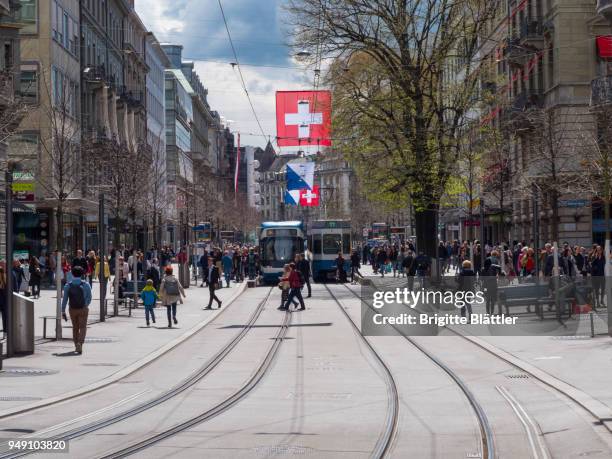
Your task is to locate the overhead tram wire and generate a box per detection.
[217,0,267,143]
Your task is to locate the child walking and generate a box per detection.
[140,279,158,327]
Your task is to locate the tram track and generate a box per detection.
[331,281,495,459]
[322,283,399,459]
[343,276,612,458]
[0,287,275,459]
[0,283,250,423]
[97,298,292,458]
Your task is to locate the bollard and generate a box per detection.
[590,311,595,338]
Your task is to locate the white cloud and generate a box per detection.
[136,0,316,149]
[195,62,311,149]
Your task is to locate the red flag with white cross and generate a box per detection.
[276,91,332,148]
[299,186,320,207]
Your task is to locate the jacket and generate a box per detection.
[140,285,159,307]
[159,275,185,306]
[95,261,110,280]
[205,265,221,285]
[222,255,233,273]
[288,270,302,289]
[61,278,92,312]
[297,259,311,277]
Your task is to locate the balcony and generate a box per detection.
[597,0,612,23]
[591,75,612,106]
[502,90,544,132]
[503,37,526,68]
[118,87,144,109]
[518,18,544,49]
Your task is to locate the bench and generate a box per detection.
[498,280,577,319]
[498,283,549,317]
[41,314,100,339]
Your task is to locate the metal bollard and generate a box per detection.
[590,311,595,338]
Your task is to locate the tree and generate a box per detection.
[286,0,501,257]
[582,104,612,242]
[86,136,142,249]
[0,70,30,154]
[479,125,511,241]
[144,130,169,248]
[34,68,90,251]
[516,107,590,243]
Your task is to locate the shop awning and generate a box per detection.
[597,36,612,58]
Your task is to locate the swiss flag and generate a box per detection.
[276,91,332,148]
[299,186,320,207]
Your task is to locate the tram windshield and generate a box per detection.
[261,237,304,264]
[322,234,351,254]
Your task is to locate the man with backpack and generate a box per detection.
[61,266,92,354]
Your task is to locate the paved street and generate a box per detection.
[1,272,612,458]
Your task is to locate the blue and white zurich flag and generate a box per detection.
[284,189,301,206]
[286,161,314,190]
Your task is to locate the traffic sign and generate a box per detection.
[12,182,34,192]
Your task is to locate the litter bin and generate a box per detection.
[11,292,34,354]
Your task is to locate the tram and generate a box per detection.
[308,220,352,282]
[258,221,306,283]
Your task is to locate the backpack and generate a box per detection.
[68,283,86,309]
[164,277,180,295]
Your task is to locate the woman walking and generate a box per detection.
[29,257,42,299]
[159,266,185,328]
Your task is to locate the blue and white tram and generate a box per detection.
[259,221,305,284]
[308,220,352,282]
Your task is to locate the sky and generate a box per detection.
[135,0,314,149]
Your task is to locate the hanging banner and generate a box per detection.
[276,90,332,154]
[299,186,320,207]
[286,161,314,191]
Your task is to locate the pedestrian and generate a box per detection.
[457,260,476,322]
[350,249,362,284]
[140,279,158,327]
[0,265,7,333]
[71,250,88,272]
[402,250,416,290]
[296,253,312,297]
[146,258,161,291]
[19,258,30,294]
[222,251,233,288]
[415,252,430,288]
[279,262,306,311]
[29,257,42,299]
[12,260,24,293]
[336,252,348,283]
[61,266,92,354]
[481,258,500,315]
[95,255,110,293]
[247,249,257,280]
[204,256,222,309]
[591,245,605,309]
[159,266,185,328]
[61,256,71,285]
[86,250,96,286]
[278,264,298,309]
[376,248,387,278]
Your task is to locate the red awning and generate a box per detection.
[597,36,612,59]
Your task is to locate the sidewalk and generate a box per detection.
[0,274,246,416]
[358,263,612,421]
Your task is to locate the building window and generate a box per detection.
[20,69,38,103]
[1,41,12,70]
[19,0,37,35]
